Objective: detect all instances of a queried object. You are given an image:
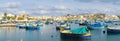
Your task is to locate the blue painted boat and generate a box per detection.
[107,22,120,34]
[18,25,41,30]
[25,22,41,30]
[17,22,43,30]
[107,29,120,34]
[105,20,120,34]
[105,20,112,23]
[25,26,40,30]
[88,22,106,30]
[60,24,71,30]
[19,26,27,29]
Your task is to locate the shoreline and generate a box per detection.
[0,24,16,27]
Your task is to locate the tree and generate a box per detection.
[17,17,24,20]
[13,15,17,20]
[27,17,30,20]
[4,12,7,19]
[118,16,120,19]
[7,16,11,20]
[11,16,15,20]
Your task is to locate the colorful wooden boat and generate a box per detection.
[88,22,106,30]
[56,23,70,31]
[60,26,91,39]
[25,26,40,30]
[107,23,120,34]
[17,22,43,30]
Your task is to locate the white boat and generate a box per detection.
[107,20,120,34]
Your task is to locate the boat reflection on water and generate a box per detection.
[61,38,90,41]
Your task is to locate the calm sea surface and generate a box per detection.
[0,24,119,41]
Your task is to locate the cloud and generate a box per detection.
[77,8,119,14]
[39,10,50,14]
[25,5,71,14]
[75,0,119,2]
[1,0,120,16]
[27,5,69,11]
[54,5,68,10]
[0,2,21,8]
[0,8,29,15]
[74,0,120,5]
[23,4,120,16]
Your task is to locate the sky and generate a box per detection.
[0,0,120,16]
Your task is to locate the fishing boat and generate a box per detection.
[17,23,27,29]
[45,20,54,25]
[74,20,80,24]
[107,20,120,34]
[25,26,40,30]
[17,22,43,30]
[25,22,41,30]
[36,20,44,26]
[60,26,91,39]
[88,22,106,30]
[56,23,70,31]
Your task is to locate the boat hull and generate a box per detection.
[63,28,70,30]
[26,27,40,30]
[19,26,26,29]
[18,26,40,30]
[60,33,91,39]
[107,29,120,34]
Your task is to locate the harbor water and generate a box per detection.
[0,24,119,41]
